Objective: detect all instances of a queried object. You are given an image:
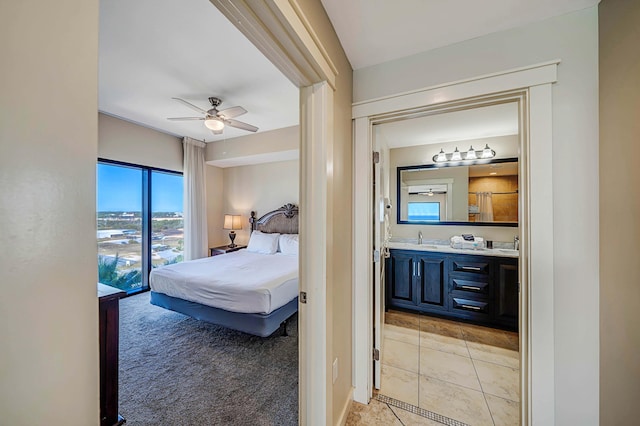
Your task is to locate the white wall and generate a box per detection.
[355,7,599,424]
[206,160,299,247]
[99,113,183,171]
[0,1,100,424]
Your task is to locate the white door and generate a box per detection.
[373,150,386,389]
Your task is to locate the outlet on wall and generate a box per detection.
[332,358,338,384]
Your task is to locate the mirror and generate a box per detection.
[397,158,518,226]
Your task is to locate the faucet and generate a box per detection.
[418,231,423,245]
[514,236,520,250]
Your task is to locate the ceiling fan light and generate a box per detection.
[204,118,224,131]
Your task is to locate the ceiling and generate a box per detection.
[98,0,299,143]
[375,102,519,149]
[99,0,598,145]
[320,0,599,69]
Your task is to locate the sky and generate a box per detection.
[97,163,183,212]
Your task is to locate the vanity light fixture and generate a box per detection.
[466,146,477,160]
[482,144,494,159]
[432,144,496,163]
[451,147,462,161]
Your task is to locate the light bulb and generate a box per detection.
[451,147,462,161]
[435,149,447,162]
[204,118,224,131]
[482,144,494,159]
[466,146,477,160]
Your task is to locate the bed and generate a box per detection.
[149,204,299,337]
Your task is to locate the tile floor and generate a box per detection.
[346,311,520,426]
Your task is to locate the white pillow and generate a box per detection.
[278,233,299,256]
[246,231,280,254]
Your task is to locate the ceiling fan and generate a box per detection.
[167,97,258,135]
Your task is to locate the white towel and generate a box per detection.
[451,235,484,249]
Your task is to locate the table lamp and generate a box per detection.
[223,214,242,247]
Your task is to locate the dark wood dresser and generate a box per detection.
[98,283,126,426]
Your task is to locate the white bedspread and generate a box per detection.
[149,250,298,314]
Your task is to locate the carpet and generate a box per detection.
[118,292,298,425]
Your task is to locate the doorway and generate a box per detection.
[372,100,522,424]
[354,62,559,425]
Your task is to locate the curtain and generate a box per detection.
[183,137,208,260]
[476,192,494,222]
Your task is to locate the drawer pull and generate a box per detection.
[461,266,482,271]
[460,304,482,311]
[460,285,481,291]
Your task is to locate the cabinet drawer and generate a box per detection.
[449,296,491,319]
[451,258,491,275]
[450,277,490,296]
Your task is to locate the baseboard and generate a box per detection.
[336,387,354,426]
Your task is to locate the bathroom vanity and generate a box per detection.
[385,245,518,330]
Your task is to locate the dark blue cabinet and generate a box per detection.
[386,250,446,314]
[386,249,518,330]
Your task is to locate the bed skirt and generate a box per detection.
[150,291,298,337]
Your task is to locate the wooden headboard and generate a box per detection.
[250,203,299,234]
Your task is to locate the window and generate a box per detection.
[97,160,183,294]
[407,202,440,221]
[151,171,184,268]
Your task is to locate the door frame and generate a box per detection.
[353,60,559,426]
[209,1,339,424]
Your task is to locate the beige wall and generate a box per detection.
[0,1,100,424]
[355,7,599,423]
[205,160,299,247]
[99,113,183,171]
[205,125,299,167]
[295,0,354,422]
[206,165,224,248]
[599,0,640,423]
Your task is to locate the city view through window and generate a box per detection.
[97,162,184,293]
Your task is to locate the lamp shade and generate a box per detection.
[451,147,462,161]
[223,214,242,230]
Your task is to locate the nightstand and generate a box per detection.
[210,244,246,256]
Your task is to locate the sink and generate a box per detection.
[498,249,519,255]
[388,241,443,251]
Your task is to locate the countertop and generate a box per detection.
[387,241,519,258]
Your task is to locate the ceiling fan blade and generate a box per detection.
[167,117,205,121]
[217,106,247,119]
[171,97,207,114]
[225,119,258,132]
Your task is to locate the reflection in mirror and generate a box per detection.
[398,159,518,226]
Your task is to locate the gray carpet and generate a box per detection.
[118,292,298,425]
